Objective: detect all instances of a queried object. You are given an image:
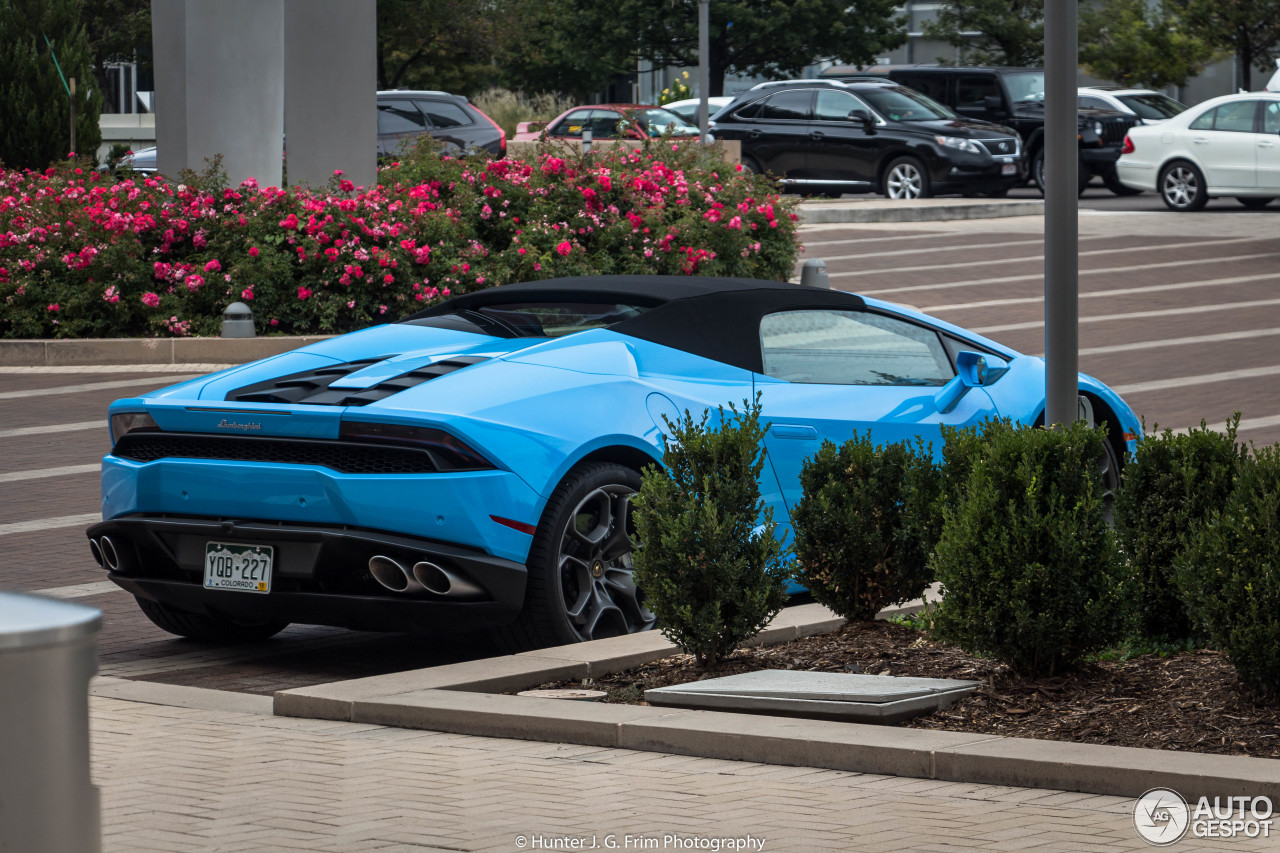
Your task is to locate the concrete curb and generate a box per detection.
[0,335,333,367]
[272,601,1279,801]
[797,198,1045,224]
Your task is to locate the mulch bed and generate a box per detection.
[535,620,1280,758]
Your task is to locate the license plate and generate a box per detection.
[1002,162,1017,175]
[204,542,273,594]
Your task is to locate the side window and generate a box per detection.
[734,99,764,119]
[814,90,864,121]
[1078,96,1111,110]
[761,90,813,121]
[589,110,624,139]
[957,76,1000,110]
[416,100,472,129]
[1264,101,1280,134]
[377,100,428,134]
[898,74,948,104]
[1212,100,1258,132]
[550,109,592,137]
[760,310,954,386]
[1188,107,1215,130]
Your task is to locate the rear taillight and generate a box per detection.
[475,107,506,158]
[1121,134,1134,155]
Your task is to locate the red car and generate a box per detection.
[514,104,700,142]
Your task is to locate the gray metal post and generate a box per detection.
[1043,0,1079,427]
[0,593,103,853]
[697,0,710,141]
[284,0,376,190]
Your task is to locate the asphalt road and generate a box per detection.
[3,207,1276,695]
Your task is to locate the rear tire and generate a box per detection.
[1160,161,1208,211]
[495,462,654,652]
[1033,149,1090,195]
[1237,196,1275,209]
[739,156,762,175]
[136,596,289,643]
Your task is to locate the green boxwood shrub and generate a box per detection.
[1115,416,1247,641]
[631,396,789,667]
[793,432,941,620]
[931,420,1126,677]
[1175,444,1279,698]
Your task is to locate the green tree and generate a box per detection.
[0,0,102,169]
[1176,0,1280,91]
[520,0,906,98]
[1080,0,1220,89]
[924,0,1045,67]
[80,0,151,96]
[376,0,511,94]
[498,0,636,100]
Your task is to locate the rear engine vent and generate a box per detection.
[227,356,487,406]
[112,433,439,475]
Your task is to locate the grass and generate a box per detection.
[470,88,576,139]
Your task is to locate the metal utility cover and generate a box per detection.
[645,670,980,724]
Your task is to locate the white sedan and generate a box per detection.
[1115,92,1280,211]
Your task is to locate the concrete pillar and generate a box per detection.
[284,0,377,190]
[152,0,286,187]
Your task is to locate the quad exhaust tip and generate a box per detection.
[99,536,121,572]
[88,538,104,569]
[368,555,484,598]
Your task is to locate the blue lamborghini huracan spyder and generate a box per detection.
[88,275,1141,649]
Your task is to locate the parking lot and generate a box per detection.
[2,206,1276,696]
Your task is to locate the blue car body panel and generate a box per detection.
[94,275,1143,636]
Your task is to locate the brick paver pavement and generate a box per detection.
[91,695,1271,853]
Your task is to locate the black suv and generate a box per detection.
[708,80,1023,199]
[826,66,1139,195]
[376,90,506,158]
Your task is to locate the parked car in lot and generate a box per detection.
[661,95,734,126]
[1116,92,1280,211]
[116,146,157,173]
[826,66,1140,195]
[1077,87,1188,124]
[708,79,1023,199]
[88,275,1140,649]
[513,105,699,142]
[376,90,505,158]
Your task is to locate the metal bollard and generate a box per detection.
[0,592,102,853]
[799,258,830,288]
[581,128,593,154]
[221,301,256,338]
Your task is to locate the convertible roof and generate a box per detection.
[406,275,868,373]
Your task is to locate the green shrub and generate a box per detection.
[631,396,790,667]
[1115,416,1247,641]
[793,432,941,620]
[1175,444,1280,698]
[469,88,574,139]
[932,420,1126,677]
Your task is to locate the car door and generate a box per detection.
[1258,101,1280,190]
[750,89,817,177]
[807,89,881,186]
[548,109,594,139]
[752,309,1000,529]
[376,99,429,157]
[1187,100,1259,189]
[955,74,1005,123]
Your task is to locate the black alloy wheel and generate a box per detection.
[496,462,654,651]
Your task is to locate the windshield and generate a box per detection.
[1117,93,1187,120]
[1003,71,1045,103]
[859,86,956,121]
[404,301,651,339]
[631,108,700,136]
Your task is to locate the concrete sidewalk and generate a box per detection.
[94,688,1211,853]
[796,196,1044,224]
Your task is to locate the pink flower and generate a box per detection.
[726,216,742,230]
[297,286,313,300]
[142,292,160,308]
[248,247,259,258]
[270,318,279,326]
[346,301,355,309]
[241,287,254,300]
[102,286,120,304]
[204,259,221,272]
[185,274,205,292]
[47,303,60,312]
[556,241,572,257]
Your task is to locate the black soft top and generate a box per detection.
[404,275,867,374]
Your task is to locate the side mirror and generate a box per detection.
[848,109,874,129]
[957,351,1010,387]
[982,94,1007,115]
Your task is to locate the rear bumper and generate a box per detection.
[87,514,526,633]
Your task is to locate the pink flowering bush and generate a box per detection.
[0,139,799,338]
